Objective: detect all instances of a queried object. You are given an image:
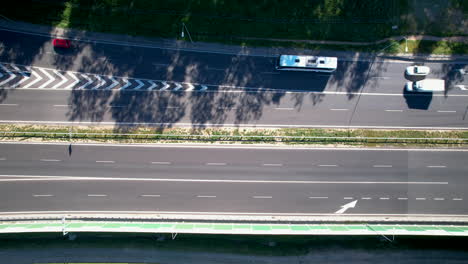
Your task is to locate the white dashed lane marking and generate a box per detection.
[206,163,227,166]
[140,194,161,197]
[385,109,403,112]
[96,161,115,163]
[309,197,328,199]
[87,194,108,197]
[253,196,272,199]
[151,162,171,165]
[262,163,283,167]
[197,195,217,198]
[33,194,54,197]
[373,165,393,168]
[40,159,61,162]
[427,165,446,168]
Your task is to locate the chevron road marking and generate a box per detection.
[105,77,119,90]
[10,65,30,88]
[160,81,170,91]
[121,78,133,90]
[38,68,55,89]
[186,83,195,91]
[0,64,16,86]
[134,79,144,90]
[65,72,79,90]
[51,70,68,89]
[91,75,106,90]
[173,82,182,91]
[22,68,42,89]
[77,73,93,90]
[199,85,208,92]
[147,80,158,90]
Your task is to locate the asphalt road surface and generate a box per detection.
[1,142,467,216]
[0,29,467,129]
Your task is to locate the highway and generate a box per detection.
[0,142,467,215]
[0,29,467,129]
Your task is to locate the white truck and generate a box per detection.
[405,79,445,92]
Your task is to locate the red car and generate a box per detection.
[52,38,71,48]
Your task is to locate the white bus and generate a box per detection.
[276,55,338,73]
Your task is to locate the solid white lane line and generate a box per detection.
[0,104,18,106]
[453,198,463,201]
[151,161,171,165]
[309,197,328,199]
[0,175,448,185]
[96,160,115,163]
[33,194,54,197]
[437,110,456,113]
[206,163,227,166]
[344,197,354,200]
[433,198,445,201]
[361,197,372,200]
[427,165,446,168]
[398,197,408,200]
[197,195,217,198]
[253,196,272,199]
[87,194,107,197]
[385,109,403,112]
[140,194,161,197]
[318,164,338,167]
[373,165,393,168]
[40,159,61,162]
[379,197,390,200]
[416,198,426,200]
[274,107,294,110]
[330,108,349,111]
[263,163,283,167]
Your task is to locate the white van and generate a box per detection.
[405,79,445,92]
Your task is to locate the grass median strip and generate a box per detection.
[0,124,467,147]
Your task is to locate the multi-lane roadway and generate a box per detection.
[1,142,467,216]
[0,28,467,129]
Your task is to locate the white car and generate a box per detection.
[405,65,430,76]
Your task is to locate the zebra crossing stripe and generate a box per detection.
[134,79,144,90]
[147,80,158,90]
[51,70,68,89]
[106,77,119,90]
[65,72,79,90]
[0,64,16,86]
[92,75,106,90]
[78,73,93,89]
[121,78,132,90]
[160,81,170,91]
[38,68,55,89]
[22,68,42,89]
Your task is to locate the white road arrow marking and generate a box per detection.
[120,78,132,90]
[105,77,119,90]
[160,81,170,91]
[22,68,42,89]
[334,200,358,214]
[38,68,55,89]
[0,64,17,87]
[11,65,30,88]
[147,80,158,90]
[186,83,195,91]
[91,75,106,90]
[65,72,80,90]
[78,74,93,90]
[51,70,67,89]
[199,85,208,92]
[173,83,182,91]
[134,79,144,90]
[456,85,466,91]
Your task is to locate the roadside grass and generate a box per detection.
[1,124,467,147]
[2,0,466,55]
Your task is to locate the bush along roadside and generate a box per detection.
[0,125,467,147]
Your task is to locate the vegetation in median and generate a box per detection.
[2,0,467,54]
[0,124,467,147]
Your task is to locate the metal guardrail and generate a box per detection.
[1,220,468,236]
[1,131,467,144]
